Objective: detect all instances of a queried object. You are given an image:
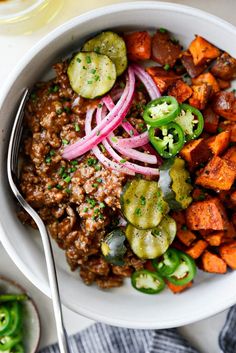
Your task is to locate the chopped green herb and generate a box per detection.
[99,144,106,153]
[62,172,68,179]
[130,130,134,136]
[87,80,93,84]
[50,149,55,156]
[83,207,88,212]
[107,75,112,80]
[92,183,98,188]
[94,46,100,53]
[74,123,80,132]
[232,89,236,93]
[111,136,118,143]
[62,139,69,145]
[163,64,170,71]
[140,195,146,206]
[64,106,71,113]
[48,85,59,93]
[217,127,224,133]
[56,184,63,190]
[99,202,105,208]
[95,164,102,171]
[86,198,96,208]
[98,103,102,108]
[58,166,65,176]
[98,214,104,220]
[86,55,91,64]
[159,27,167,33]
[71,160,78,166]
[95,75,100,81]
[45,156,51,164]
[90,69,96,74]
[65,188,71,194]
[56,108,63,115]
[70,167,76,172]
[64,176,71,183]
[92,216,96,221]
[76,58,81,63]
[47,185,52,190]
[96,130,100,136]
[82,66,87,70]
[181,225,188,230]
[135,208,142,216]
[97,178,102,183]
[30,93,37,101]
[94,208,100,214]
[87,157,97,166]
[171,38,179,44]
[120,82,125,89]
[120,159,126,163]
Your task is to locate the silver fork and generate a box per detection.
[7,89,71,353]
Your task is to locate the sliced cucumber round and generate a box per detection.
[82,31,127,76]
[67,51,116,99]
[121,179,169,230]
[125,215,177,259]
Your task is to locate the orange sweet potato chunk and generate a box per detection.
[196,156,235,191]
[205,232,224,246]
[212,92,236,122]
[189,35,220,66]
[219,241,236,269]
[180,138,211,169]
[192,72,220,94]
[223,147,236,165]
[146,66,180,94]
[189,83,212,110]
[167,79,193,103]
[177,229,196,247]
[186,240,208,259]
[202,250,227,274]
[202,106,219,134]
[124,31,151,61]
[166,280,193,294]
[186,198,228,231]
[207,131,230,156]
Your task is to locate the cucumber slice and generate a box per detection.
[121,179,169,230]
[67,51,116,99]
[125,215,177,259]
[82,31,127,76]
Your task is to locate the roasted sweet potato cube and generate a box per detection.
[219,241,236,269]
[171,211,186,230]
[189,35,220,66]
[189,83,212,110]
[167,79,192,103]
[186,198,228,231]
[202,106,219,134]
[146,66,180,93]
[166,280,193,294]
[223,146,236,165]
[207,131,230,155]
[219,122,236,142]
[180,51,206,78]
[223,222,236,243]
[230,191,236,206]
[196,156,235,191]
[217,79,231,90]
[192,72,220,94]
[124,31,151,61]
[177,229,196,247]
[152,31,182,68]
[205,232,224,246]
[211,52,236,81]
[180,138,211,169]
[212,91,236,121]
[202,250,227,273]
[186,240,208,259]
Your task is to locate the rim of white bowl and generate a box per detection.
[0,1,236,329]
[0,0,48,20]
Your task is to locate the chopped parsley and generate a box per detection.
[87,157,97,166]
[71,160,78,166]
[159,27,167,33]
[163,64,170,71]
[62,139,69,145]
[64,176,71,183]
[140,195,146,206]
[135,208,142,216]
[86,55,91,64]
[74,123,80,132]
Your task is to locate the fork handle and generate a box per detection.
[34,217,71,353]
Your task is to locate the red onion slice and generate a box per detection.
[132,63,161,100]
[63,67,135,159]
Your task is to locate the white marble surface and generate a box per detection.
[0,0,235,352]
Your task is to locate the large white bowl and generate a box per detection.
[0,1,236,329]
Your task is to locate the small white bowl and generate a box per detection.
[0,276,40,353]
[0,2,236,329]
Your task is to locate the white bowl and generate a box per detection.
[0,1,236,329]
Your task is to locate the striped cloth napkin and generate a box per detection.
[41,306,236,353]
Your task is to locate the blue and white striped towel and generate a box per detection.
[42,306,236,353]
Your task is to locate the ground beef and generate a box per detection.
[19,61,146,289]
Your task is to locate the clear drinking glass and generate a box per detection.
[0,0,63,34]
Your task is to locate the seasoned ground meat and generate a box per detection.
[19,61,146,288]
